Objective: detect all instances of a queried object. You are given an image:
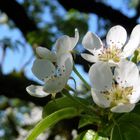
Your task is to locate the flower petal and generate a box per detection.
[32,59,55,81]
[55,36,70,55]
[57,53,73,77]
[43,75,67,93]
[111,103,135,113]
[44,53,73,93]
[114,60,139,87]
[81,53,99,63]
[36,47,56,61]
[106,25,127,49]
[55,29,79,55]
[82,31,103,53]
[123,24,140,57]
[91,89,111,108]
[89,62,113,91]
[69,28,79,50]
[108,60,118,67]
[130,24,140,38]
[26,85,50,97]
[122,39,140,58]
[129,85,140,104]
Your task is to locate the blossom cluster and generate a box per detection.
[26,25,140,113]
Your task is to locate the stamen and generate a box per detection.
[98,45,121,62]
[102,84,133,107]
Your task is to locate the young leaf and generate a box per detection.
[26,107,79,140]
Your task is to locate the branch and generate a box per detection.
[58,0,137,32]
[0,74,51,106]
[0,0,38,37]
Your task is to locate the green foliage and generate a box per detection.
[26,107,80,140]
[110,104,140,140]
[43,96,79,117]
[43,96,89,117]
[78,115,101,129]
[27,28,54,47]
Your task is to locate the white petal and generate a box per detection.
[43,75,67,93]
[82,31,103,53]
[91,89,111,108]
[69,28,79,50]
[111,103,135,113]
[55,29,79,55]
[36,46,50,57]
[130,24,140,38]
[129,86,140,104]
[57,53,73,76]
[81,53,99,63]
[123,25,140,57]
[106,25,127,49]
[114,60,139,87]
[26,85,50,97]
[122,39,140,58]
[89,62,113,91]
[32,59,55,81]
[44,53,73,93]
[55,35,70,55]
[36,47,56,61]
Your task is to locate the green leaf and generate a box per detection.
[110,104,140,140]
[110,124,123,140]
[26,107,79,140]
[75,131,87,140]
[132,103,140,114]
[78,115,101,129]
[43,96,89,117]
[111,121,140,140]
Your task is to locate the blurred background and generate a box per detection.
[0,0,139,139]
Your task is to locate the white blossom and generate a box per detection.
[26,29,79,97]
[89,60,140,113]
[82,25,140,65]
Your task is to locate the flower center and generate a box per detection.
[98,46,121,62]
[102,84,133,107]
